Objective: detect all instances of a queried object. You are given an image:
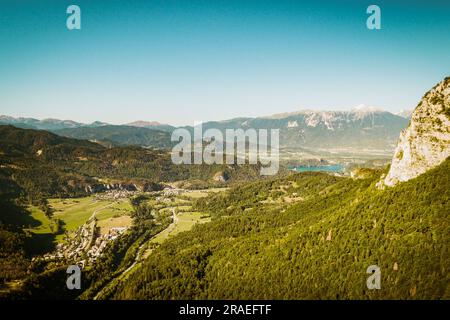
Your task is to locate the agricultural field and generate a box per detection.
[24,189,219,257]
[26,196,134,246]
[25,206,54,235]
[137,189,219,260]
[150,211,210,245]
[147,189,218,246]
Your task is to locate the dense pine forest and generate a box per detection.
[108,160,449,299]
[0,125,262,200]
[0,125,262,294]
[2,0,450,305]
[1,125,449,300]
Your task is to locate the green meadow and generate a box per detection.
[26,197,133,245]
[150,211,210,245]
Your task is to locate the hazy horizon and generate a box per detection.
[1,103,413,127]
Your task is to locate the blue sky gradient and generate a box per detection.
[0,0,449,125]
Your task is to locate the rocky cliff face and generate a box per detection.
[84,183,139,194]
[381,77,450,187]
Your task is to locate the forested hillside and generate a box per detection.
[0,125,263,291]
[110,159,449,299]
[1,126,448,300]
[52,125,173,149]
[0,125,262,201]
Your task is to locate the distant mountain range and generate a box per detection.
[125,121,175,132]
[190,108,409,151]
[52,125,173,149]
[0,115,174,132]
[0,115,109,130]
[0,116,175,149]
[1,108,409,153]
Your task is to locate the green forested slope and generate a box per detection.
[0,125,262,288]
[0,125,262,200]
[111,160,450,299]
[52,125,173,149]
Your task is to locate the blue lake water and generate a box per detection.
[290,164,344,173]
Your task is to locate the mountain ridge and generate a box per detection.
[1,109,409,153]
[52,125,173,149]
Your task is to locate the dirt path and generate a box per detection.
[89,202,116,220]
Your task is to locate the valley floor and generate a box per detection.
[18,187,223,299]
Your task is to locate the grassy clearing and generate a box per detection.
[50,198,104,232]
[25,206,52,235]
[176,211,210,233]
[27,197,133,243]
[150,211,210,245]
[183,188,228,199]
[25,189,218,259]
[97,215,133,235]
[95,201,133,221]
[145,189,218,245]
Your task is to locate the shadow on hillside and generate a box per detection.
[25,220,66,256]
[25,233,56,256]
[1,200,37,226]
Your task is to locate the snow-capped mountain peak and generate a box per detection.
[351,104,383,113]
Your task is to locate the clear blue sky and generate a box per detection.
[0,0,449,125]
